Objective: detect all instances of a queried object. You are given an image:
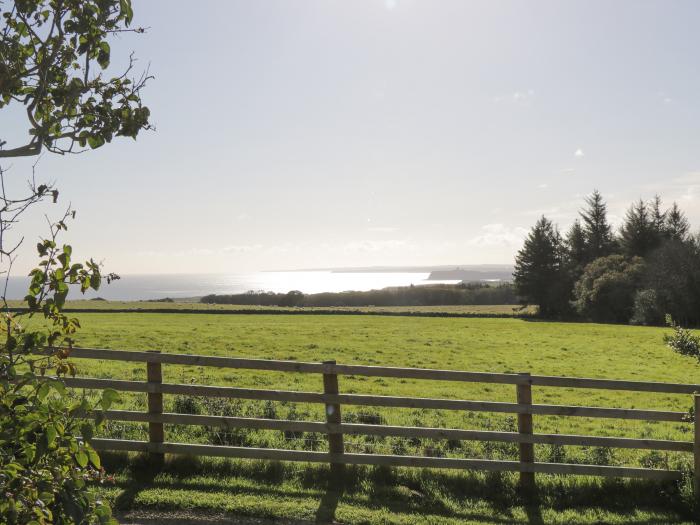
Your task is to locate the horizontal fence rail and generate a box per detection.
[89,440,681,481]
[44,347,700,494]
[92,410,694,453]
[63,377,690,422]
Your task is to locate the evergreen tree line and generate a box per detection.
[514,190,700,325]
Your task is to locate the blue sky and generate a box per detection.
[4,0,700,274]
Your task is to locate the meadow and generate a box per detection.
[63,311,700,524]
[9,299,534,316]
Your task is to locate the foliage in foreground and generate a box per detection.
[0,0,152,157]
[1,0,150,522]
[0,214,121,524]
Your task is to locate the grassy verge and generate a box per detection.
[99,454,694,524]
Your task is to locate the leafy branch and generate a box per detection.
[0,0,152,158]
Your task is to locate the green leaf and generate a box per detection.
[87,135,105,149]
[101,389,120,410]
[120,0,134,25]
[37,382,50,401]
[45,425,57,447]
[75,449,88,468]
[91,271,102,290]
[87,447,101,468]
[49,378,66,396]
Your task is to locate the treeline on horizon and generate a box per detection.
[200,282,517,308]
[514,190,700,325]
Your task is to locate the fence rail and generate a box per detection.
[53,347,700,496]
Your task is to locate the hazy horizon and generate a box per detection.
[3,0,700,276]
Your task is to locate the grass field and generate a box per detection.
[9,299,533,316]
[62,312,700,523]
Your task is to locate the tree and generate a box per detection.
[1,0,152,157]
[642,239,700,326]
[572,255,645,323]
[564,219,587,276]
[650,195,666,238]
[279,290,305,307]
[0,1,151,522]
[514,216,569,317]
[619,199,656,257]
[665,202,690,241]
[579,190,616,262]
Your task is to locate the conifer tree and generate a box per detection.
[650,195,667,238]
[579,190,615,262]
[565,219,587,274]
[665,202,690,241]
[514,216,569,317]
[620,199,655,256]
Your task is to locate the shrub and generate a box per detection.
[173,395,202,415]
[343,409,386,426]
[664,315,700,359]
[584,447,615,466]
[630,289,663,325]
[572,255,645,323]
[1,224,121,524]
[545,443,567,464]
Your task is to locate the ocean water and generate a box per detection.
[4,271,461,301]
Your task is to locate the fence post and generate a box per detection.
[146,350,164,467]
[694,394,700,505]
[323,360,344,487]
[517,372,535,495]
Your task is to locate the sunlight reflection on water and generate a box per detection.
[5,272,461,301]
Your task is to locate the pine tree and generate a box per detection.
[620,199,655,256]
[579,190,615,262]
[565,219,587,274]
[665,202,690,241]
[650,195,667,238]
[514,216,569,317]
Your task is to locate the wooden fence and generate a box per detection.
[60,347,700,496]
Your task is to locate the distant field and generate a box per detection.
[61,312,700,523]
[8,299,534,316]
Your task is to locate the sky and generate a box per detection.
[3,0,700,275]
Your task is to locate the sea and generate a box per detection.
[4,271,462,302]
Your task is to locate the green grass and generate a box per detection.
[63,313,700,523]
[9,299,533,316]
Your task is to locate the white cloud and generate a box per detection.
[574,148,584,158]
[467,224,529,248]
[368,226,399,233]
[641,171,700,207]
[385,0,397,10]
[538,183,549,189]
[492,89,534,105]
[222,244,263,253]
[512,89,534,101]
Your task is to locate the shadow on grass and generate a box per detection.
[104,454,695,525]
[314,486,341,524]
[103,453,161,511]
